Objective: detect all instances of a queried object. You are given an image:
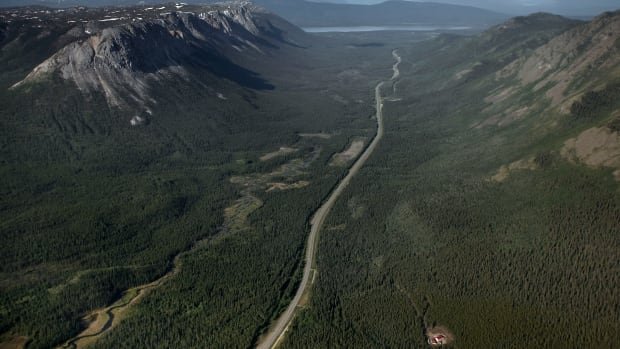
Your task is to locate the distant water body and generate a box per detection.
[303,25,471,33]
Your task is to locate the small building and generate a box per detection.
[428,334,446,345]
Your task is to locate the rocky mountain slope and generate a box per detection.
[497,11,619,109]
[0,4,392,348]
[484,11,620,179]
[4,2,306,111]
[390,10,620,183]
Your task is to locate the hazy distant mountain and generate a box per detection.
[0,0,508,28]
[254,0,507,27]
[1,0,618,17]
[2,2,307,118]
[308,0,620,16]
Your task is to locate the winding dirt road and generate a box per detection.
[256,50,402,349]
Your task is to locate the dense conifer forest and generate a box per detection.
[283,16,620,348]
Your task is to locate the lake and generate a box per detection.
[303,25,472,33]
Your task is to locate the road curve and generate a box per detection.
[256,50,402,349]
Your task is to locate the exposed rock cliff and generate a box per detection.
[11,3,300,108]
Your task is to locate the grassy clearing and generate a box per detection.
[329,139,367,167]
[260,147,299,162]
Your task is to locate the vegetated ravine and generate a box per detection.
[256,49,402,349]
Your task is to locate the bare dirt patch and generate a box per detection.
[426,326,455,346]
[0,336,28,349]
[454,62,482,81]
[475,106,530,129]
[492,157,538,182]
[484,86,517,104]
[561,127,620,175]
[228,150,320,233]
[266,181,310,192]
[330,139,366,166]
[223,193,263,232]
[454,68,473,80]
[260,147,298,162]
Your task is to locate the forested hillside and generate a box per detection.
[2,2,619,348]
[0,5,403,348]
[284,11,620,348]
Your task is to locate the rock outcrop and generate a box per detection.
[11,3,297,108]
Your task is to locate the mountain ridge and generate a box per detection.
[437,10,620,178]
[7,3,306,113]
[2,4,620,349]
[254,0,508,27]
[490,10,619,117]
[0,0,509,28]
